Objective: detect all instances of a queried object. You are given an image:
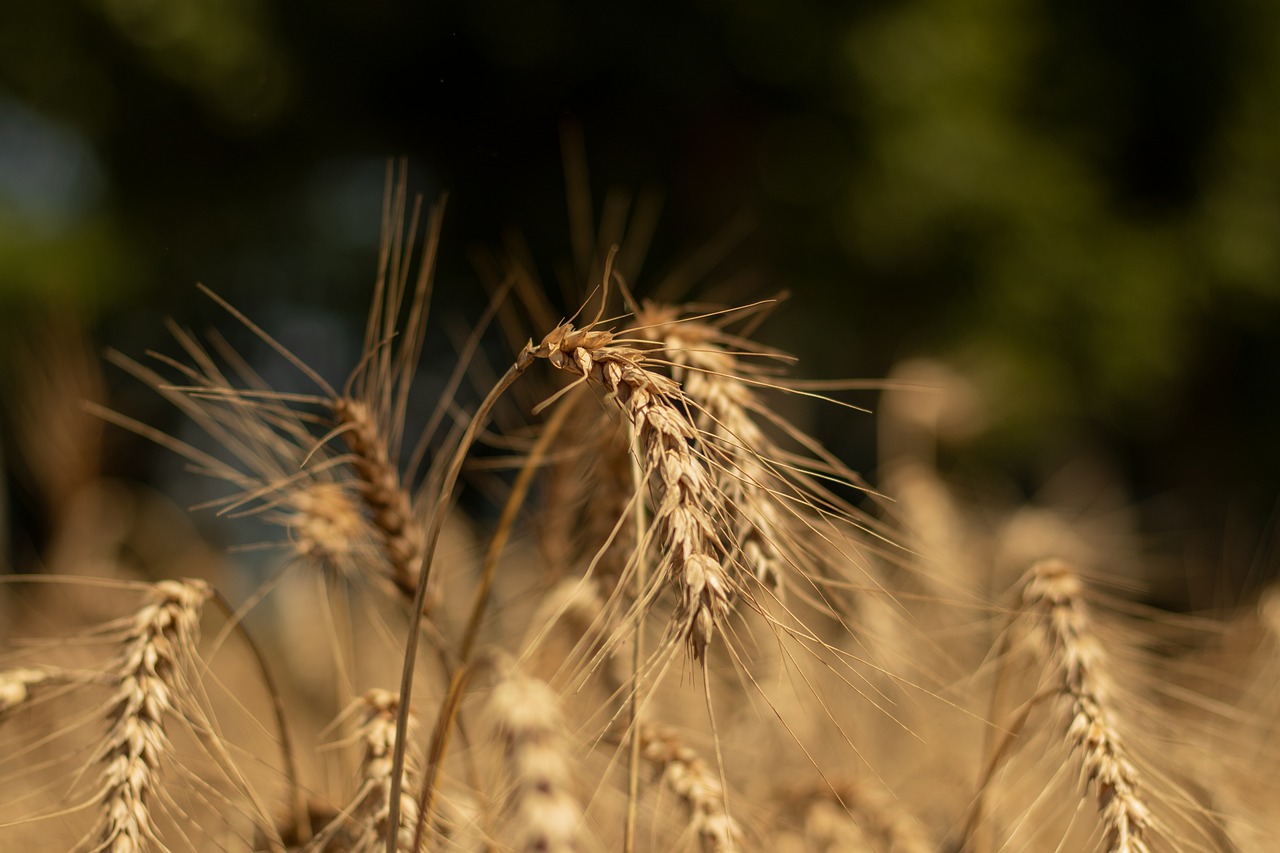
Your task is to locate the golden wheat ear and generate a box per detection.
[485,653,589,853]
[636,723,743,853]
[1017,559,1156,853]
[776,778,932,853]
[302,689,420,853]
[82,580,212,853]
[522,321,732,662]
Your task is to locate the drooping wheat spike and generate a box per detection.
[1023,559,1153,853]
[521,321,731,660]
[306,689,420,853]
[634,302,784,594]
[82,579,211,853]
[638,723,742,853]
[486,655,586,853]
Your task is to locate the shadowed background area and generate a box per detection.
[3,0,1279,602]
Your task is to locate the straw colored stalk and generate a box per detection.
[1023,559,1153,853]
[486,657,585,853]
[638,723,742,853]
[522,322,731,660]
[83,579,211,853]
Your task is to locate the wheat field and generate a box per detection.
[2,165,1277,852]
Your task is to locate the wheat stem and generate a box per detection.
[386,359,528,852]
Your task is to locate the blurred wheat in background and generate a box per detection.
[2,161,1278,852]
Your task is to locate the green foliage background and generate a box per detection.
[3,0,1279,594]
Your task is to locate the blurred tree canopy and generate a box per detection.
[3,0,1280,593]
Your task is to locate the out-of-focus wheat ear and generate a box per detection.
[10,313,106,525]
[333,397,428,606]
[1023,559,1154,853]
[792,780,933,853]
[82,579,211,853]
[638,723,742,853]
[305,689,420,853]
[523,323,732,660]
[486,655,587,853]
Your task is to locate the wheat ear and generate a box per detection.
[638,723,742,853]
[1023,559,1153,853]
[638,304,784,593]
[524,322,731,660]
[83,579,210,853]
[334,398,425,603]
[788,780,932,853]
[305,689,419,853]
[486,655,586,853]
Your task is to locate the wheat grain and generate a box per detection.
[0,667,52,713]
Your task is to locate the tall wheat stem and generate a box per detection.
[411,397,575,850]
[386,358,529,852]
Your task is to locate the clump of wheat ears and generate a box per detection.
[2,159,1276,853]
